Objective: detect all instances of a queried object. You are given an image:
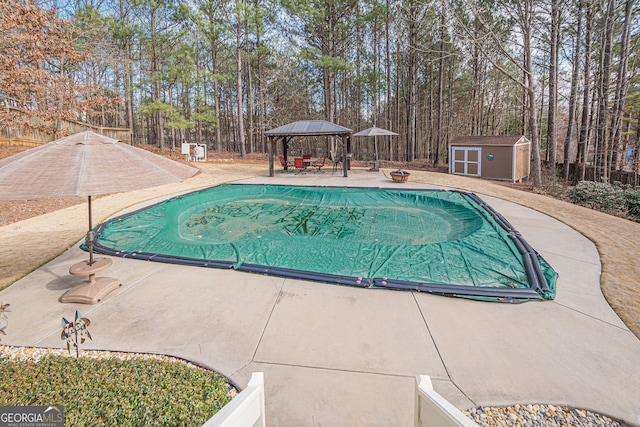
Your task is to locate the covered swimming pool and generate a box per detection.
[91,184,557,302]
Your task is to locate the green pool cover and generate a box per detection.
[92,184,557,302]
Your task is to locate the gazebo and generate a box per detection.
[265,120,353,177]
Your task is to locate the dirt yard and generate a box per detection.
[1,144,639,340]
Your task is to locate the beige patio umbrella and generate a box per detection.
[353,126,398,171]
[0,129,198,303]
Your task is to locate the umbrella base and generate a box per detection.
[60,277,121,304]
[63,258,120,304]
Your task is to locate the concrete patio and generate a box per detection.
[1,169,639,426]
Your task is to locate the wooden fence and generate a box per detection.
[565,163,639,186]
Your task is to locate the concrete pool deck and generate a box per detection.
[1,168,639,426]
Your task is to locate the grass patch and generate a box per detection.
[0,355,232,425]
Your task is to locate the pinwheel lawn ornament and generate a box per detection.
[61,310,92,358]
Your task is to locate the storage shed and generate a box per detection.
[448,135,531,182]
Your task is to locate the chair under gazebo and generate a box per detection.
[265,120,353,177]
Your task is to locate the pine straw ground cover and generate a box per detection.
[0,346,233,425]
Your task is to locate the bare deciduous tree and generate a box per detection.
[0,0,115,135]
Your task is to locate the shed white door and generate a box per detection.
[451,147,481,176]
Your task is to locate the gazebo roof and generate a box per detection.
[264,120,352,136]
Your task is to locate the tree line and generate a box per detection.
[1,0,639,187]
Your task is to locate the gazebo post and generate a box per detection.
[268,136,274,177]
[283,137,290,170]
[342,134,348,177]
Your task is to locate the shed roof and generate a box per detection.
[450,135,528,146]
[264,120,352,136]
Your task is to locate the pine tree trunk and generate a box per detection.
[212,46,222,152]
[578,0,592,182]
[435,9,445,165]
[247,53,254,154]
[385,0,392,161]
[523,6,542,187]
[611,0,633,171]
[407,3,417,162]
[236,0,246,159]
[126,41,135,144]
[595,0,616,181]
[564,1,582,181]
[471,19,480,136]
[256,10,266,154]
[546,0,559,175]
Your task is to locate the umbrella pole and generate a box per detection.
[374,136,379,164]
[88,195,94,265]
[369,136,380,172]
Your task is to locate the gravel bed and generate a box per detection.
[0,346,626,425]
[464,404,625,426]
[0,344,197,365]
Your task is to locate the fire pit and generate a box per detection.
[390,170,410,183]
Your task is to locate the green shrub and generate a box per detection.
[0,356,232,426]
[625,190,640,220]
[568,181,640,220]
[567,181,627,213]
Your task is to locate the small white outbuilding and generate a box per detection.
[448,135,531,182]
